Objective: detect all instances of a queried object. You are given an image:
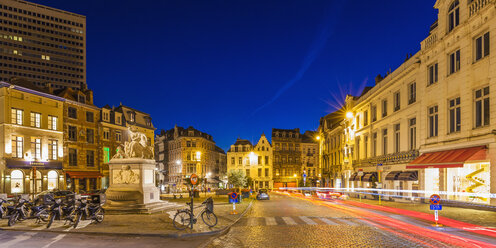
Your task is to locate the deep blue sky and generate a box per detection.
[32,0,437,151]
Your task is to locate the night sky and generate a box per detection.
[30,0,437,151]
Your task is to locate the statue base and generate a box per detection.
[103,158,178,214]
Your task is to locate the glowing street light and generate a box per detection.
[316,135,321,141]
[176,160,181,165]
[346,111,354,119]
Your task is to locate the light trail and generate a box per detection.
[277,191,496,248]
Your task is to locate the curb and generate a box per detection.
[198,199,254,248]
[0,199,255,240]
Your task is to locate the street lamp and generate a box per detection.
[346,111,354,119]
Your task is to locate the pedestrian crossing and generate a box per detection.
[238,216,368,227]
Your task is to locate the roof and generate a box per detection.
[233,138,253,146]
[158,125,214,142]
[301,131,318,143]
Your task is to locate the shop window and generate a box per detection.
[47,170,58,190]
[11,170,24,193]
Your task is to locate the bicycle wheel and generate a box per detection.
[201,210,217,227]
[173,210,191,230]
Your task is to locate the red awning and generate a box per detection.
[407,146,486,169]
[66,171,104,178]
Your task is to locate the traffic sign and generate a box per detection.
[357,171,364,176]
[190,174,198,185]
[430,194,441,204]
[430,204,442,210]
[229,192,238,200]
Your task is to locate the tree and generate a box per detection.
[227,170,247,189]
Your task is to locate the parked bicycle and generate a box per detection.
[173,197,217,230]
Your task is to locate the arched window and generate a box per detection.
[47,170,58,190]
[448,0,459,32]
[11,170,24,193]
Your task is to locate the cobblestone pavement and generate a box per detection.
[207,194,496,248]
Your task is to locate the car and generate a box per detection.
[256,189,270,200]
[316,189,342,200]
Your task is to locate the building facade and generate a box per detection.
[155,126,221,192]
[56,88,101,193]
[301,131,320,187]
[226,134,273,190]
[318,0,496,206]
[0,0,87,90]
[0,81,65,195]
[272,128,302,188]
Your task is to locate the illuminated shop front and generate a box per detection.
[408,146,490,204]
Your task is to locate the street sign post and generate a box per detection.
[303,171,307,186]
[376,163,383,205]
[429,194,442,227]
[229,192,239,214]
[190,174,198,185]
[189,174,199,229]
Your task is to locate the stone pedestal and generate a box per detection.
[104,158,178,214]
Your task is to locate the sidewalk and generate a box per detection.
[342,197,496,228]
[0,198,252,238]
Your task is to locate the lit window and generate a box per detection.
[30,112,41,128]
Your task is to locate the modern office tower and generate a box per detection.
[0,0,86,90]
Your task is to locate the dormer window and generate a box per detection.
[127,111,135,122]
[448,0,459,32]
[78,94,86,104]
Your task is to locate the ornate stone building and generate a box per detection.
[55,87,101,193]
[301,131,320,187]
[272,128,302,188]
[0,80,65,194]
[226,134,273,189]
[318,0,496,206]
[155,126,224,192]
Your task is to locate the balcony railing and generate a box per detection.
[355,150,419,167]
[422,33,437,50]
[469,0,493,17]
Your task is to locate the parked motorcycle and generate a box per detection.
[73,198,105,228]
[0,197,12,219]
[46,197,77,228]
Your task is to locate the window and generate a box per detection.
[115,131,122,142]
[394,123,401,153]
[129,112,135,122]
[30,112,41,128]
[449,50,461,74]
[258,168,262,177]
[86,112,94,122]
[78,95,85,104]
[448,0,459,32]
[364,110,369,126]
[47,171,58,190]
[68,126,77,141]
[103,128,110,140]
[265,156,269,165]
[246,169,250,177]
[449,97,461,133]
[48,140,57,160]
[394,92,400,111]
[69,148,77,166]
[102,111,109,122]
[86,129,94,144]
[429,106,439,137]
[11,170,23,193]
[356,115,361,128]
[265,168,269,177]
[382,129,388,155]
[428,63,438,85]
[356,136,360,160]
[68,107,77,119]
[408,82,416,104]
[116,115,121,125]
[475,32,490,61]
[12,136,23,158]
[231,157,235,165]
[11,108,23,125]
[186,141,191,147]
[258,156,262,165]
[409,118,417,150]
[364,136,368,158]
[372,132,377,157]
[371,105,377,122]
[31,138,41,160]
[475,86,490,128]
[48,116,57,130]
[239,157,242,165]
[382,100,388,117]
[87,150,95,167]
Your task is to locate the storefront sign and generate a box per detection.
[6,159,62,169]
